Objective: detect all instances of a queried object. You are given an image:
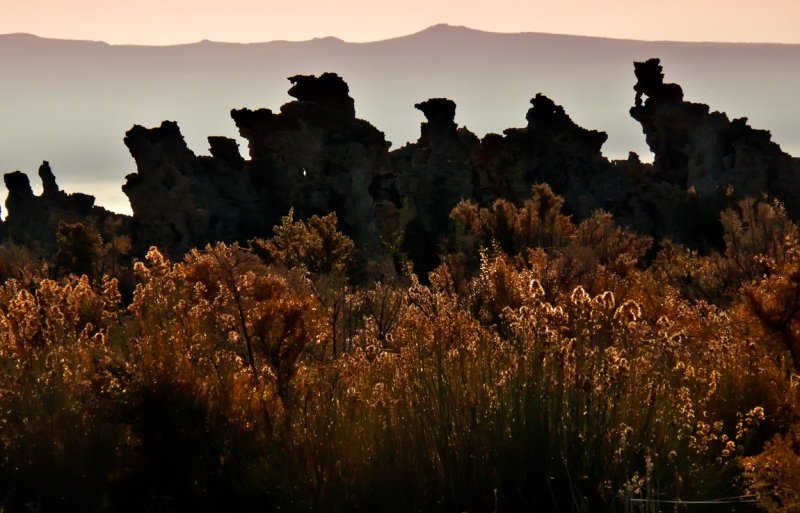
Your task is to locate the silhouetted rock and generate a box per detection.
[632,58,684,107]
[287,73,355,118]
[123,121,260,256]
[414,98,455,122]
[629,57,800,242]
[124,74,392,262]
[207,136,245,167]
[474,93,622,218]
[392,98,478,273]
[231,75,391,258]
[3,161,129,253]
[39,161,61,199]
[4,170,34,202]
[7,60,800,269]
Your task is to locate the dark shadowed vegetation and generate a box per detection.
[0,187,798,512]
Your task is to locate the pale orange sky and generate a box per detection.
[1,0,799,44]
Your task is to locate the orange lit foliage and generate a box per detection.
[122,243,328,510]
[744,425,800,513]
[287,250,775,512]
[450,183,652,301]
[0,275,123,511]
[450,183,575,263]
[0,188,799,512]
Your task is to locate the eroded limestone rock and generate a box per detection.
[630,57,800,214]
[123,73,392,261]
[8,61,799,269]
[3,161,128,253]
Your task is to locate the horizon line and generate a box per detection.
[3,23,800,48]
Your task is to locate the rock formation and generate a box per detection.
[391,98,479,272]
[2,161,128,253]
[475,93,624,217]
[122,121,260,257]
[286,72,356,118]
[122,73,392,260]
[3,60,800,270]
[231,73,391,257]
[630,58,800,219]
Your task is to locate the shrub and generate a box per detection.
[252,209,354,276]
[0,188,797,512]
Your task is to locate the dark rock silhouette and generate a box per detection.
[287,72,356,118]
[3,60,800,269]
[123,73,390,261]
[2,161,128,253]
[391,98,478,272]
[633,58,684,108]
[230,73,391,259]
[629,57,800,243]
[122,121,260,256]
[475,92,620,215]
[415,99,457,131]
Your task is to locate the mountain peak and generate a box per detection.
[0,32,47,42]
[419,23,474,34]
[313,35,345,42]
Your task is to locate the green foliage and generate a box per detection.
[53,221,133,289]
[54,221,103,278]
[450,183,576,259]
[252,208,354,276]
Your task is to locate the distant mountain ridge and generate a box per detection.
[7,23,794,46]
[1,24,799,214]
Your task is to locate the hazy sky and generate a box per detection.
[2,0,799,44]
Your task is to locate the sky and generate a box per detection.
[1,0,799,45]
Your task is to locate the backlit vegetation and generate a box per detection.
[1,187,799,512]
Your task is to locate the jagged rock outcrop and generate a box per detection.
[286,72,356,118]
[120,63,800,266]
[390,92,638,272]
[2,161,129,253]
[231,73,391,257]
[475,93,625,217]
[123,73,392,261]
[630,58,800,221]
[123,121,260,256]
[391,98,479,272]
[6,60,799,269]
